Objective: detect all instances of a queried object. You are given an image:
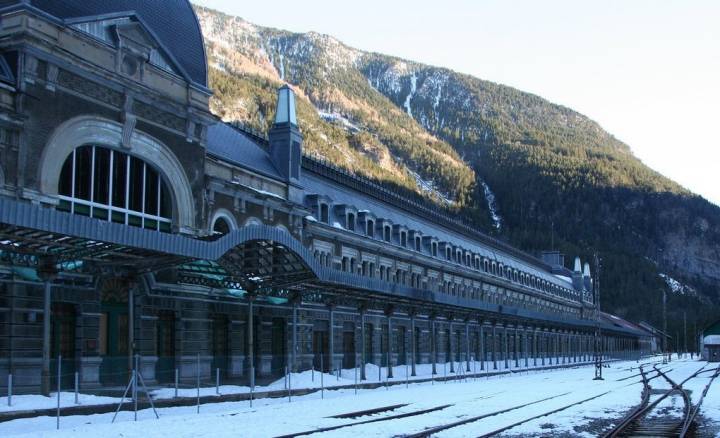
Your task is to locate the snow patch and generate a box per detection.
[406,168,454,205]
[317,109,360,132]
[403,72,417,117]
[659,273,696,296]
[278,53,285,80]
[480,179,502,230]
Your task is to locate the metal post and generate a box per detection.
[7,374,12,407]
[449,319,455,373]
[480,323,485,371]
[216,367,220,395]
[504,325,509,369]
[74,372,78,404]
[431,317,437,375]
[360,309,366,380]
[410,313,417,377]
[248,295,255,391]
[513,326,520,368]
[354,353,358,395]
[174,368,178,398]
[42,280,53,396]
[329,304,335,382]
[320,353,324,399]
[492,323,497,370]
[524,328,529,367]
[196,353,200,413]
[128,284,135,375]
[287,366,292,402]
[292,302,298,375]
[387,311,393,378]
[405,351,409,389]
[56,355,61,430]
[465,322,471,372]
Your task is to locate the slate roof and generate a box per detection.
[206,123,281,180]
[0,0,207,88]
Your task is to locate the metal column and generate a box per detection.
[410,312,416,376]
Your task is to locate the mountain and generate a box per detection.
[193,5,720,334]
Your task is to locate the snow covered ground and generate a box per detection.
[0,357,717,438]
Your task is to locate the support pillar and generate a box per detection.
[386,308,393,378]
[431,315,437,375]
[492,322,497,370]
[410,311,417,377]
[465,320,471,372]
[247,294,255,386]
[360,308,366,380]
[292,300,298,373]
[514,326,519,368]
[503,324,509,369]
[524,326,529,367]
[449,317,455,373]
[38,257,58,397]
[480,322,485,371]
[329,303,335,374]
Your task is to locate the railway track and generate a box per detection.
[603,363,720,438]
[273,359,715,438]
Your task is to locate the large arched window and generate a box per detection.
[58,145,172,232]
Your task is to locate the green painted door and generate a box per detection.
[99,305,129,386]
[51,303,76,389]
[156,311,175,383]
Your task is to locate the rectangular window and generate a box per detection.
[128,157,144,212]
[74,146,92,201]
[111,152,127,208]
[93,147,110,204]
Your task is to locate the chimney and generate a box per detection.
[269,85,302,185]
[572,256,583,291]
[583,262,592,292]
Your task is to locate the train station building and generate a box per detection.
[0,0,649,395]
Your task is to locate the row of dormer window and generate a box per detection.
[324,251,581,318]
[308,196,580,302]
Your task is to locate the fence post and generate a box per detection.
[216,368,220,395]
[320,354,324,399]
[196,353,200,414]
[7,374,11,407]
[354,356,358,395]
[74,372,79,404]
[134,355,139,422]
[174,368,178,399]
[286,366,291,403]
[251,363,255,407]
[56,355,61,430]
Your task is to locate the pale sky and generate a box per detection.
[194,0,720,206]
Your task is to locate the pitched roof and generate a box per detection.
[206,123,281,180]
[0,0,207,88]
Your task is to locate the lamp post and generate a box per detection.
[593,254,603,381]
[662,290,668,364]
[37,256,58,396]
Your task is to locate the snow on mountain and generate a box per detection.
[659,273,697,296]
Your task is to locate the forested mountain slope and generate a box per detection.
[194,5,720,333]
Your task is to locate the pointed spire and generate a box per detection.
[274,84,297,126]
[573,256,582,273]
[583,262,591,277]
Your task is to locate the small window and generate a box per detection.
[432,242,438,257]
[384,226,391,242]
[212,217,231,235]
[400,231,407,247]
[367,220,374,237]
[347,213,356,231]
[415,236,421,252]
[320,203,329,224]
[446,247,452,261]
